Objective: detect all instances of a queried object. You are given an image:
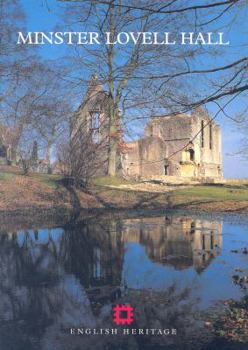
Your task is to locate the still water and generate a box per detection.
[0,211,247,350]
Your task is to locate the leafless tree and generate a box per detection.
[58,112,109,186]
[2,1,247,179]
[56,0,248,177]
[1,50,74,170]
[0,0,36,103]
[0,1,75,173]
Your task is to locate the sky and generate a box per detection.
[18,0,248,178]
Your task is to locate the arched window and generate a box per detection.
[90,111,100,129]
[201,120,204,148]
[164,159,169,175]
[189,149,195,161]
[90,111,100,143]
[209,124,213,149]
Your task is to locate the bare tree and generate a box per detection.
[56,0,248,177]
[0,0,36,103]
[1,57,74,171]
[0,1,76,173]
[58,110,109,186]
[2,1,246,178]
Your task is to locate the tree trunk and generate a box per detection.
[46,140,52,174]
[108,135,117,176]
[107,107,118,177]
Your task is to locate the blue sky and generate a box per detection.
[19,0,248,178]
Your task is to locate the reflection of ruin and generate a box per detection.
[0,215,223,308]
[0,215,223,301]
[61,214,222,290]
[122,216,222,272]
[0,214,223,349]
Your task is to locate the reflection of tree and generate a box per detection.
[61,219,125,306]
[0,229,95,350]
[0,231,56,348]
[0,219,127,347]
[0,213,223,349]
[126,285,212,350]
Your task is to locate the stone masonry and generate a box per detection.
[71,76,222,180]
[122,108,222,179]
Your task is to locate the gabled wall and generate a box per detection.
[70,75,110,176]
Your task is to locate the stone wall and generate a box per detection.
[122,108,222,180]
[121,136,167,178]
[70,75,110,177]
[71,77,222,180]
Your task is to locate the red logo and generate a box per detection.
[113,304,134,325]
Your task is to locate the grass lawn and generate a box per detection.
[90,175,135,187]
[32,172,63,189]
[173,185,248,201]
[1,166,248,212]
[0,166,62,189]
[0,171,15,181]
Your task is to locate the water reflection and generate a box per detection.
[0,212,246,350]
[122,216,222,272]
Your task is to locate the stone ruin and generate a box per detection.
[71,75,223,181]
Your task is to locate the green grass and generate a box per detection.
[0,167,62,190]
[90,176,135,187]
[0,171,15,181]
[91,177,248,202]
[1,165,248,208]
[32,173,63,189]
[174,185,248,201]
[225,179,248,187]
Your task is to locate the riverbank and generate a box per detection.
[0,166,248,217]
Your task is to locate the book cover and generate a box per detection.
[0,1,248,349]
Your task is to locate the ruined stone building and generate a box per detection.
[70,74,111,177]
[122,110,222,179]
[71,75,222,180]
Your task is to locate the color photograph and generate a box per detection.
[0,1,248,349]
